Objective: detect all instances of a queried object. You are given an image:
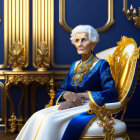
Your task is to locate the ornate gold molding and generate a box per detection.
[123,0,128,13]
[36,42,49,71]
[8,42,25,71]
[86,102,128,140]
[59,0,115,33]
[1,0,29,69]
[4,72,54,86]
[32,0,52,71]
[9,113,17,133]
[51,0,115,69]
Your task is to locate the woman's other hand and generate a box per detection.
[77,92,90,100]
[58,101,77,110]
[63,92,84,105]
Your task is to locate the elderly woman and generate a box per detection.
[16,25,117,140]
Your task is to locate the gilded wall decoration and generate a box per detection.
[123,0,140,28]
[32,0,52,71]
[8,42,25,71]
[36,42,49,71]
[50,0,115,69]
[0,0,29,70]
[59,0,115,33]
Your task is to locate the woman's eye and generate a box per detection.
[82,38,86,42]
[75,39,79,42]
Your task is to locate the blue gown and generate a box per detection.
[54,59,118,140]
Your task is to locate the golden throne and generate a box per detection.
[80,36,140,140]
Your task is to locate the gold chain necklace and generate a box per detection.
[72,54,95,86]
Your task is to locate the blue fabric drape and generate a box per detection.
[62,113,95,140]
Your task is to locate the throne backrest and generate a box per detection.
[96,36,139,104]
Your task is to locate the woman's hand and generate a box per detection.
[63,92,84,105]
[58,92,90,110]
[77,92,90,100]
[58,101,77,110]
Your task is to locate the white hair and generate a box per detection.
[70,25,99,44]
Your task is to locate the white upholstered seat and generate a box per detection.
[86,119,126,136]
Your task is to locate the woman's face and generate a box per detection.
[74,32,95,56]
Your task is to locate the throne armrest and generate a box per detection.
[104,102,122,109]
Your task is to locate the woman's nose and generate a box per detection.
[78,40,82,47]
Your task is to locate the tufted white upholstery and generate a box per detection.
[85,119,126,136]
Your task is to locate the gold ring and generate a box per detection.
[73,99,76,103]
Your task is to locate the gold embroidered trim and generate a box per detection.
[56,91,67,105]
[87,91,101,108]
[34,110,58,140]
[20,110,58,140]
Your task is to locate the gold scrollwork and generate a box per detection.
[86,101,130,140]
[106,36,139,102]
[59,0,115,33]
[3,71,55,133]
[9,113,17,133]
[87,102,117,140]
[36,42,50,71]
[45,89,56,108]
[8,42,25,71]
[5,74,51,86]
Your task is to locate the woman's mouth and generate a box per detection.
[78,49,84,51]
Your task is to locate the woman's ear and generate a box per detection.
[90,42,96,49]
[92,42,97,46]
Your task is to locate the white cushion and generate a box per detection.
[96,47,116,59]
[96,44,135,59]
[105,102,122,109]
[123,44,134,57]
[85,119,126,136]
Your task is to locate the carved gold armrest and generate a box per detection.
[88,102,123,115]
[87,102,124,139]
